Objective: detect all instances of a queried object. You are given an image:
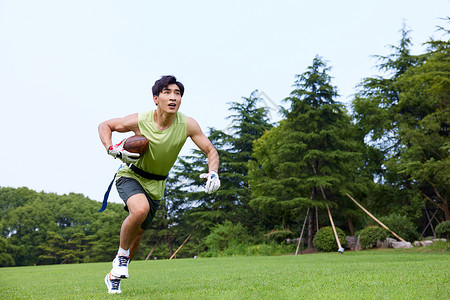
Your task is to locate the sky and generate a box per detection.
[0,0,448,205]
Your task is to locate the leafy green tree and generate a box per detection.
[87,208,126,262]
[393,25,450,220]
[0,186,127,265]
[35,231,89,265]
[249,56,364,246]
[1,199,58,266]
[0,237,15,267]
[352,21,449,224]
[351,25,426,221]
[224,91,274,230]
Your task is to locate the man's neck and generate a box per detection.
[154,109,176,131]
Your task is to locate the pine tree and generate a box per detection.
[393,22,450,221]
[249,56,364,246]
[351,22,449,225]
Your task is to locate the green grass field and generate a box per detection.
[1,249,449,299]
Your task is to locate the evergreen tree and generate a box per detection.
[249,56,364,246]
[393,23,450,220]
[225,91,273,230]
[351,25,426,219]
[352,22,449,226]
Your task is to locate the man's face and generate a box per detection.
[153,83,182,113]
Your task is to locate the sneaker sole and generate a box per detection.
[105,274,122,294]
[110,271,129,279]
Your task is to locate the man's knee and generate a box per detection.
[127,194,150,221]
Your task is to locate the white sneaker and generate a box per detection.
[111,255,129,278]
[105,272,122,294]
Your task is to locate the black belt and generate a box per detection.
[128,164,168,181]
[98,164,167,212]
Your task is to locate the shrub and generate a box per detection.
[435,221,450,239]
[264,229,294,244]
[204,221,249,252]
[313,226,346,252]
[246,242,296,256]
[358,226,387,249]
[377,213,418,242]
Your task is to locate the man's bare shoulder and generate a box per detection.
[186,116,202,137]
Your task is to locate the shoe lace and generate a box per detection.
[117,255,129,267]
[110,278,121,290]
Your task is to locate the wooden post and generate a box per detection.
[326,205,343,251]
[145,238,161,260]
[169,235,191,260]
[421,209,438,238]
[295,207,310,255]
[346,193,406,242]
[311,164,343,252]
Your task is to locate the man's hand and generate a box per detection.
[199,171,221,194]
[108,138,140,164]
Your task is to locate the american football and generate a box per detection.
[123,135,149,156]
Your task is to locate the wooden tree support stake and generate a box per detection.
[145,238,161,260]
[421,209,438,238]
[346,193,406,242]
[311,164,343,253]
[295,207,310,255]
[326,204,343,252]
[170,234,191,260]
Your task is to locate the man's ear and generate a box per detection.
[153,95,158,106]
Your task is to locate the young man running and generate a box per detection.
[98,75,220,294]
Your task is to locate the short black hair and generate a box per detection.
[152,75,185,97]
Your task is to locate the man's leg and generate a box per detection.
[111,193,149,278]
[129,228,145,260]
[120,193,149,250]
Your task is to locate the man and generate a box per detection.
[98,75,220,294]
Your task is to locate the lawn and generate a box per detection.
[1,249,449,299]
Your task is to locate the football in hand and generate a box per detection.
[123,135,149,156]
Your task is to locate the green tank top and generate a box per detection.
[116,110,187,200]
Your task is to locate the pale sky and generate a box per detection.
[0,0,448,205]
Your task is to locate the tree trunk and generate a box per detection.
[167,235,173,257]
[307,186,317,249]
[443,204,450,221]
[422,189,450,221]
[347,218,355,236]
[307,210,314,248]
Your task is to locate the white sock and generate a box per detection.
[118,247,130,257]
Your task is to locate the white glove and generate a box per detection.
[200,171,221,194]
[108,138,140,164]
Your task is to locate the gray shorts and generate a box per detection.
[116,176,161,230]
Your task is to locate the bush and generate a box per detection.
[204,221,249,253]
[358,226,387,249]
[377,214,418,242]
[313,226,346,252]
[264,229,294,244]
[246,242,296,256]
[435,221,450,239]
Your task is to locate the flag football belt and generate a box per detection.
[98,164,167,212]
[128,164,168,181]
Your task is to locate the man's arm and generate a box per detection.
[98,113,141,152]
[186,117,219,173]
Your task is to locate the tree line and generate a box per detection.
[1,21,448,266]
